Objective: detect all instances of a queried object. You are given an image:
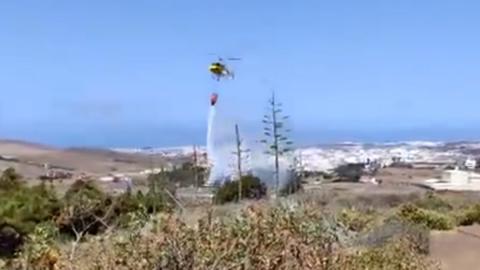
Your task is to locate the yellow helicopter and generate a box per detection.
[209,57,241,81]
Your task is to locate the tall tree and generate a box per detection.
[261,92,293,197]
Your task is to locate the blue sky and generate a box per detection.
[1,1,480,147]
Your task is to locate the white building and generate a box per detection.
[424,169,480,191]
[465,158,477,170]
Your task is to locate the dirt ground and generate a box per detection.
[375,167,442,183]
[430,225,480,270]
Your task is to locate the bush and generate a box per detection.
[146,173,177,197]
[456,204,480,226]
[0,224,24,258]
[0,171,179,262]
[0,168,23,191]
[0,183,60,236]
[19,204,436,270]
[56,180,110,236]
[214,175,267,204]
[280,170,303,196]
[397,204,454,231]
[0,167,440,269]
[136,191,173,215]
[348,238,435,269]
[155,162,207,188]
[334,163,365,182]
[338,207,377,232]
[20,222,60,268]
[64,179,105,201]
[356,217,430,254]
[54,205,344,269]
[107,192,146,228]
[414,192,453,212]
[57,180,164,236]
[143,172,178,215]
[0,168,60,259]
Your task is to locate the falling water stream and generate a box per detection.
[206,105,217,184]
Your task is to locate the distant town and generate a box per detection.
[2,139,480,196]
[114,140,480,173]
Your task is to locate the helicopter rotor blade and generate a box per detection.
[208,53,222,61]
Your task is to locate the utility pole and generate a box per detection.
[235,124,243,200]
[193,145,199,191]
[233,124,249,201]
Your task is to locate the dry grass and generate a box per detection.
[5,200,439,270]
[7,182,472,270]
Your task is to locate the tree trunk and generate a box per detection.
[272,94,280,197]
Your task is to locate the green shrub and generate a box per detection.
[0,168,23,191]
[0,183,60,235]
[165,162,207,187]
[17,204,436,270]
[333,163,364,182]
[398,204,454,231]
[214,175,267,204]
[64,179,105,201]
[108,192,145,228]
[456,204,480,226]
[56,180,110,236]
[20,222,60,267]
[349,238,435,269]
[58,180,173,236]
[338,207,377,232]
[136,191,173,215]
[356,217,430,254]
[414,192,453,212]
[146,172,177,195]
[0,179,59,258]
[0,171,177,261]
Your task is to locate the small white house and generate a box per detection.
[465,158,477,170]
[99,176,115,182]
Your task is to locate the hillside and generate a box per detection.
[0,139,158,178]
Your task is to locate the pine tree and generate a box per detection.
[261,92,293,197]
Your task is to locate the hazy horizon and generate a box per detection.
[2,125,480,148]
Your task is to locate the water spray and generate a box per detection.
[206,104,217,184]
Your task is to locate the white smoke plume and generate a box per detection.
[206,105,236,184]
[206,105,295,188]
